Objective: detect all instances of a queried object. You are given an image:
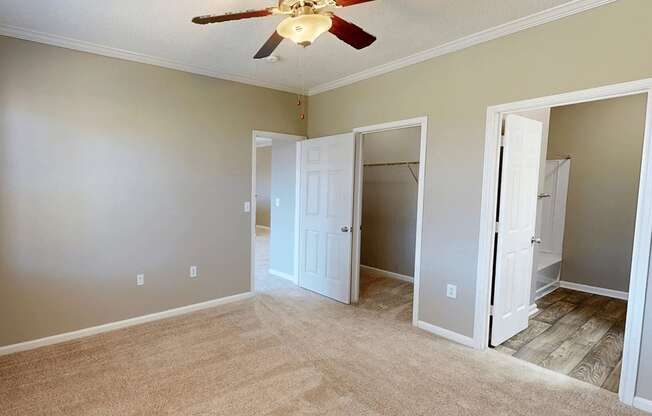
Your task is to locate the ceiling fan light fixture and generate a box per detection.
[277,14,332,47]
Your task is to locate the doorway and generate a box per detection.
[293,117,427,326]
[355,126,422,323]
[352,117,428,326]
[251,131,305,293]
[475,79,652,406]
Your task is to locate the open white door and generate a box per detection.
[298,133,355,304]
[491,115,543,346]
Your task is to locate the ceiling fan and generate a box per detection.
[192,0,377,59]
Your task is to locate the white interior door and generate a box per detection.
[298,133,355,304]
[491,114,544,346]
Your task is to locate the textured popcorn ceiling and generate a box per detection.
[0,0,575,92]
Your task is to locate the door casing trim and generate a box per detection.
[475,78,652,406]
[352,117,428,326]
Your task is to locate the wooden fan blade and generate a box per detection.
[192,9,272,25]
[329,15,376,50]
[335,0,375,6]
[254,32,284,59]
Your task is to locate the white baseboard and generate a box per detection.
[360,265,414,283]
[559,281,628,300]
[255,225,270,230]
[268,268,297,284]
[0,291,255,356]
[529,303,539,317]
[535,280,560,300]
[417,320,476,348]
[634,396,652,414]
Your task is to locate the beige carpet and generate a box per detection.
[0,230,643,415]
[357,269,413,323]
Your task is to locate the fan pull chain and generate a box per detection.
[297,47,307,121]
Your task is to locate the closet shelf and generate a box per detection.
[538,252,562,271]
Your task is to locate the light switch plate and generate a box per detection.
[190,266,198,278]
[275,198,280,207]
[137,274,145,286]
[447,284,457,299]
[244,201,251,213]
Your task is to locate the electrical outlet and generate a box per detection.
[446,284,457,299]
[190,266,198,278]
[137,274,145,286]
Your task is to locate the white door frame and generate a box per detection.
[352,117,428,326]
[251,130,305,292]
[474,78,652,406]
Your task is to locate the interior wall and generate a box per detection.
[0,36,306,347]
[546,94,647,293]
[306,0,651,357]
[269,139,298,276]
[361,127,421,277]
[255,146,272,227]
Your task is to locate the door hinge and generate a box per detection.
[490,305,495,316]
[500,135,505,147]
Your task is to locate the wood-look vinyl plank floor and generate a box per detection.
[534,301,577,324]
[496,287,626,393]
[513,322,581,364]
[540,316,613,374]
[502,320,551,351]
[570,322,625,390]
[603,360,623,393]
[563,291,594,305]
[535,288,574,308]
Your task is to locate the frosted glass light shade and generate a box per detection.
[277,14,332,46]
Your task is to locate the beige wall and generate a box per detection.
[361,127,421,277]
[547,95,647,292]
[307,0,652,397]
[270,139,299,275]
[0,36,305,347]
[256,146,272,227]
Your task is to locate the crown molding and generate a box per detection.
[307,0,617,96]
[0,23,303,95]
[0,0,617,98]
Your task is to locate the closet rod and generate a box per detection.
[363,161,419,167]
[363,161,419,184]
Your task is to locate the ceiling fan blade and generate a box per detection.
[192,9,272,25]
[254,32,284,59]
[335,0,375,6]
[329,15,376,50]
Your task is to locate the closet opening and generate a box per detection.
[350,123,425,324]
[488,93,649,394]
